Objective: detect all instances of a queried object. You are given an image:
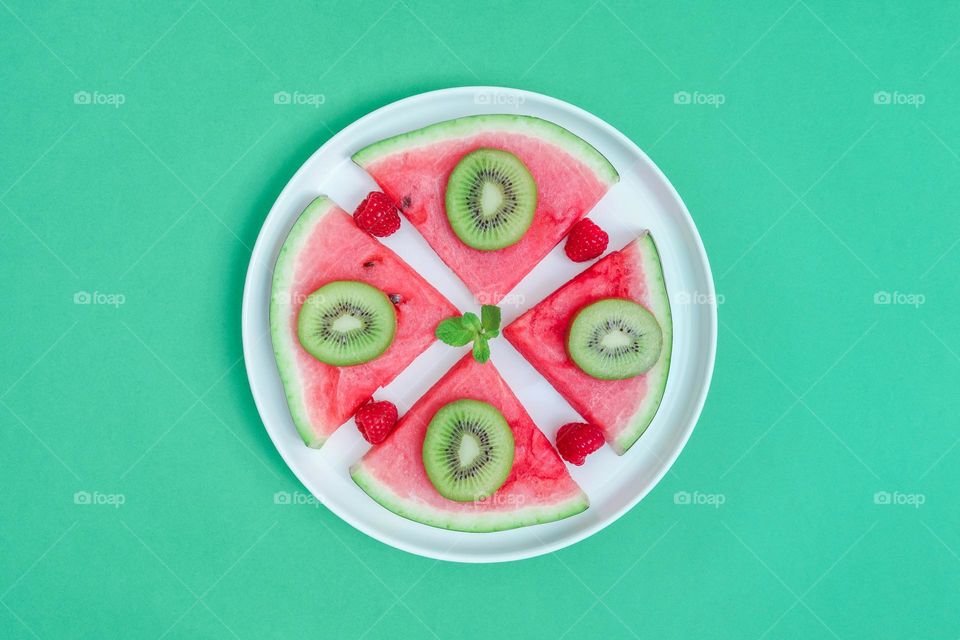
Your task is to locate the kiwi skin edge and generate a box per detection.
[564,298,663,381]
[296,280,397,367]
[444,148,538,252]
[422,399,515,502]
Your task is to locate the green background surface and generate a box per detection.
[2,1,958,638]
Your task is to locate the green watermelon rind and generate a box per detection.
[613,232,673,454]
[270,195,337,448]
[352,114,620,187]
[350,462,589,533]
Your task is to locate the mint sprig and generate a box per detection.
[480,304,500,338]
[435,304,501,363]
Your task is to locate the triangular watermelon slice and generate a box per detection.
[504,233,672,454]
[350,355,588,532]
[353,115,619,302]
[270,196,458,448]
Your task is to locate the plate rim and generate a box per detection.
[241,85,718,563]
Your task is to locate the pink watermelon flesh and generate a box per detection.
[353,115,619,303]
[351,354,588,532]
[503,233,672,454]
[270,196,458,448]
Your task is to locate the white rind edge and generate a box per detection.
[350,462,589,534]
[613,232,674,454]
[352,114,620,187]
[269,195,337,448]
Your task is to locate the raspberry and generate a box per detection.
[555,422,605,465]
[355,400,398,444]
[354,191,401,237]
[564,219,609,262]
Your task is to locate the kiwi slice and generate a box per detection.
[297,280,397,366]
[567,298,663,380]
[422,399,515,502]
[445,148,537,251]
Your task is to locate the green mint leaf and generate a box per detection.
[462,312,482,333]
[472,337,491,363]
[437,308,501,358]
[435,317,474,346]
[481,305,501,333]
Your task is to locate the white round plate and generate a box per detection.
[242,87,717,563]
